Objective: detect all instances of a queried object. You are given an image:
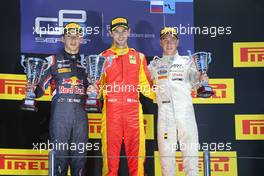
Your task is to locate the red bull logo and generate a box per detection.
[61,76,83,86]
[61,78,72,85]
[59,76,84,95]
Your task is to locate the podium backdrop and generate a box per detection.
[0,0,264,175]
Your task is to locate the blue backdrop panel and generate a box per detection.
[20,0,194,56]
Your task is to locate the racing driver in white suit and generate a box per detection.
[148,27,208,176]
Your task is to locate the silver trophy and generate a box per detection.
[82,55,107,112]
[188,51,214,98]
[20,56,48,111]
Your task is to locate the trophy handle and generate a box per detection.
[83,55,90,74]
[153,55,161,61]
[187,50,192,57]
[80,54,86,68]
[207,52,212,64]
[93,54,110,75]
[20,55,27,73]
[98,55,109,80]
[151,56,162,67]
[43,56,53,73]
[187,50,195,65]
[88,55,99,81]
[103,55,114,73]
[93,55,100,81]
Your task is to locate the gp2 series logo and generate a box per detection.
[33,10,100,38]
[34,10,86,36]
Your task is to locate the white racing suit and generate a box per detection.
[148,53,200,176]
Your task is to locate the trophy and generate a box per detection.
[188,51,214,98]
[20,56,48,111]
[82,55,107,112]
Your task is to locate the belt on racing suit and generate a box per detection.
[56,97,82,103]
[107,97,139,103]
[161,100,171,104]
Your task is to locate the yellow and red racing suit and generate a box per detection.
[99,45,155,176]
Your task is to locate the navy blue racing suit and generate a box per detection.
[36,50,89,176]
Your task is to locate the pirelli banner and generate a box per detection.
[0,149,237,176]
[235,114,264,140]
[233,42,264,67]
[0,149,49,175]
[0,74,51,101]
[0,74,235,104]
[154,151,238,176]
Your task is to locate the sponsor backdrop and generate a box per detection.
[20,0,194,56]
[0,0,264,175]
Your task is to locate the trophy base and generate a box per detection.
[197,86,214,98]
[20,99,38,112]
[84,98,102,113]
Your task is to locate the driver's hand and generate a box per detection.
[199,73,209,83]
[25,84,36,92]
[87,85,98,95]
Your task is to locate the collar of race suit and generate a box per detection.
[110,44,129,56]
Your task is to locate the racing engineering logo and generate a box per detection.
[134,0,193,14]
[0,149,48,175]
[235,114,264,140]
[192,79,235,104]
[0,74,51,101]
[233,42,264,67]
[88,113,154,140]
[154,151,237,176]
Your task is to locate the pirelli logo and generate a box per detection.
[0,74,51,101]
[233,42,264,67]
[192,79,235,104]
[88,113,154,140]
[235,114,264,140]
[154,151,237,176]
[0,74,235,104]
[0,149,48,175]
